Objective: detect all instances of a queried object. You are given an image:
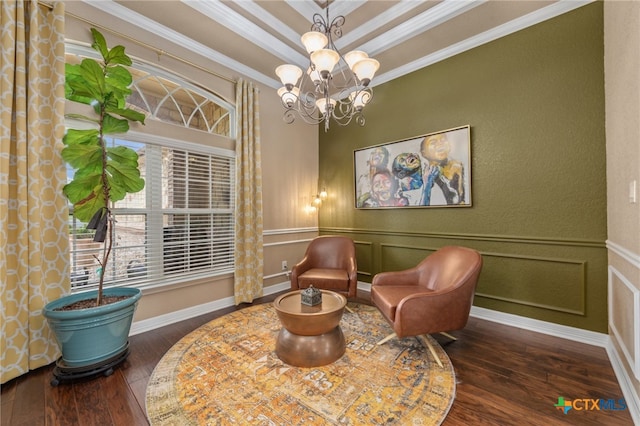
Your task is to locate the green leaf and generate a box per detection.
[65,62,82,78]
[105,65,133,100]
[104,92,126,112]
[107,163,145,201]
[73,193,107,223]
[105,145,144,201]
[102,114,130,134]
[66,64,99,105]
[106,65,132,84]
[63,128,99,146]
[63,172,101,203]
[107,145,139,165]
[91,28,108,59]
[78,59,106,100]
[61,143,102,170]
[64,113,100,125]
[106,106,146,124]
[105,45,132,66]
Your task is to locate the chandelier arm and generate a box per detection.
[311,13,328,34]
[328,15,345,40]
[276,4,377,131]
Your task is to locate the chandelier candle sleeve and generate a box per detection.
[275,5,380,131]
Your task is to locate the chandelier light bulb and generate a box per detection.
[349,91,371,110]
[307,67,323,85]
[344,50,369,70]
[310,49,340,76]
[275,64,303,89]
[315,97,336,115]
[301,31,328,54]
[278,86,299,107]
[352,58,380,86]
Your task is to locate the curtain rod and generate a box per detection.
[38,1,236,85]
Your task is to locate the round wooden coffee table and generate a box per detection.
[273,290,347,367]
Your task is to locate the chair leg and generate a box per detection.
[440,332,457,341]
[376,332,397,346]
[417,335,444,368]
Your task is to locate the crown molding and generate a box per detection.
[80,0,595,91]
[182,0,307,66]
[285,0,366,23]
[80,0,275,87]
[344,0,485,55]
[373,0,595,87]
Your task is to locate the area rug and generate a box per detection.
[146,302,456,425]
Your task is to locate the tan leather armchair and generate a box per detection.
[371,245,482,367]
[290,236,358,298]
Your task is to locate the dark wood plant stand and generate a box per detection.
[50,343,129,386]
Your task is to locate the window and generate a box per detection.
[69,137,235,291]
[127,65,234,136]
[66,44,236,291]
[65,44,235,138]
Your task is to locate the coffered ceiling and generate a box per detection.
[73,0,593,89]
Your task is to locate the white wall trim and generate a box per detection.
[607,239,640,270]
[264,271,291,280]
[264,238,315,248]
[608,266,640,380]
[469,305,609,347]
[263,227,318,236]
[606,240,640,422]
[607,340,640,425]
[129,282,290,335]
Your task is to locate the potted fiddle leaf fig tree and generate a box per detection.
[43,28,146,375]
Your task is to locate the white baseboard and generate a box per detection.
[607,340,640,425]
[131,280,639,423]
[468,305,610,347]
[129,282,290,335]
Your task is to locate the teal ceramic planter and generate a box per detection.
[43,287,142,368]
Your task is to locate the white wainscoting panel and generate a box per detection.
[608,265,640,381]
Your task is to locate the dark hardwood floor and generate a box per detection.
[1,291,633,426]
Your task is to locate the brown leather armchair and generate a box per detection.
[370,245,482,367]
[290,236,358,298]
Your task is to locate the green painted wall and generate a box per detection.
[319,3,607,332]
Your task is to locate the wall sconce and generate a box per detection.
[311,187,327,210]
[319,187,328,200]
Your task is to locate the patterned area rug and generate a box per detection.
[146,302,456,425]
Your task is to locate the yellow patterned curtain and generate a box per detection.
[0,0,68,384]
[234,79,264,304]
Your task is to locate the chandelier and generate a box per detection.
[275,4,380,132]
